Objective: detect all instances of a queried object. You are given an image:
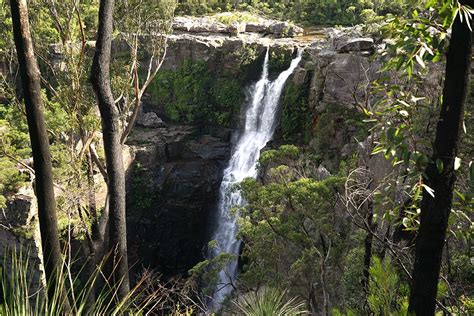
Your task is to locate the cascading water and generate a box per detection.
[208,47,303,310]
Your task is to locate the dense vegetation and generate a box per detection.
[0,0,473,315]
[147,60,244,128]
[175,0,409,25]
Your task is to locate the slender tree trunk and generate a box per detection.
[9,0,69,308]
[90,0,130,300]
[362,212,374,291]
[408,7,472,315]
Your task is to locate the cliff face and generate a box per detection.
[126,126,230,276]
[125,19,382,277]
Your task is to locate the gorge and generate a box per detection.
[0,14,382,299]
[123,16,381,284]
[2,5,470,314]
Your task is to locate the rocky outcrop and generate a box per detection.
[173,16,229,34]
[137,111,166,128]
[0,184,43,297]
[337,38,375,53]
[126,124,231,277]
[172,15,303,38]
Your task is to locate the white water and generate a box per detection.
[208,47,303,310]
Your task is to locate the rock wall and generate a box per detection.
[126,126,231,276]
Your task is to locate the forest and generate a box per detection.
[0,0,473,315]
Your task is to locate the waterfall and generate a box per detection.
[208,47,303,310]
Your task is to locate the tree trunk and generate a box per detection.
[408,6,472,315]
[9,0,69,308]
[362,212,374,291]
[90,0,130,300]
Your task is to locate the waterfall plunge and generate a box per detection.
[208,47,303,310]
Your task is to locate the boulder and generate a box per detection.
[337,37,375,53]
[288,24,304,37]
[228,22,246,35]
[323,54,378,106]
[269,22,289,37]
[137,111,165,128]
[172,16,194,32]
[292,67,308,85]
[245,22,269,33]
[316,165,331,180]
[269,21,303,38]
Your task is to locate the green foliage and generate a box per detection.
[175,0,409,26]
[0,0,12,52]
[188,247,236,296]
[279,78,312,144]
[313,104,368,169]
[0,158,27,208]
[258,144,300,167]
[232,287,307,316]
[339,240,367,312]
[147,60,244,128]
[213,11,260,25]
[236,146,348,308]
[0,104,30,159]
[0,94,31,208]
[268,50,293,71]
[367,257,407,315]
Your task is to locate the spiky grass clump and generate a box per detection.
[0,248,170,315]
[233,287,307,316]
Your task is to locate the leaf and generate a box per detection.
[398,99,411,107]
[415,54,426,68]
[399,110,409,117]
[410,96,425,103]
[455,190,466,201]
[454,157,461,171]
[402,217,410,228]
[422,184,435,198]
[432,53,442,63]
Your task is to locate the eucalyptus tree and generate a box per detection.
[90,0,175,301]
[90,0,131,300]
[364,0,473,313]
[408,1,473,313]
[8,0,69,308]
